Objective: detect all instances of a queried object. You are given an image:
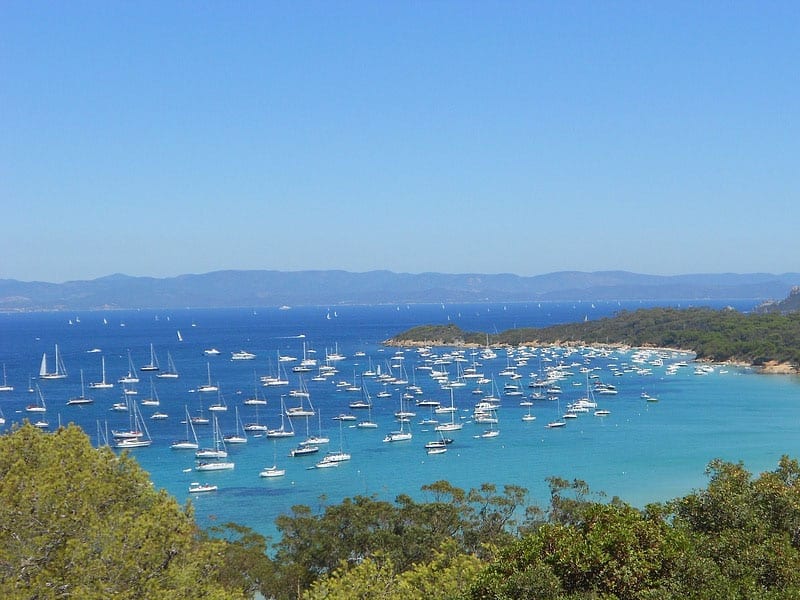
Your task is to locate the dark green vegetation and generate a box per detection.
[391,307,800,368]
[0,424,269,599]
[469,457,800,599]
[8,424,800,598]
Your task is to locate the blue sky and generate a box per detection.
[2,2,798,283]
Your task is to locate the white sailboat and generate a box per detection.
[196,414,229,459]
[244,372,268,405]
[189,482,217,493]
[111,395,129,412]
[307,412,331,444]
[300,403,330,447]
[208,388,228,412]
[259,464,286,477]
[118,350,140,384]
[66,370,93,405]
[39,344,68,380]
[88,356,114,389]
[171,406,200,449]
[318,451,351,465]
[383,394,413,442]
[260,440,286,477]
[190,401,210,425]
[286,377,315,417]
[262,353,290,386]
[435,389,463,432]
[140,378,160,406]
[156,352,179,379]
[289,442,319,457]
[26,384,47,413]
[383,423,412,442]
[140,343,160,372]
[593,377,611,416]
[317,419,351,467]
[223,406,248,444]
[522,401,537,422]
[111,396,138,434]
[197,362,218,393]
[478,409,500,438]
[267,396,296,438]
[244,406,269,432]
[343,368,361,392]
[292,341,316,372]
[333,412,357,421]
[195,457,234,471]
[0,364,14,392]
[326,342,345,361]
[425,429,453,454]
[195,414,236,468]
[114,401,152,448]
[356,378,378,429]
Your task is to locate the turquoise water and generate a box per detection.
[1,300,797,542]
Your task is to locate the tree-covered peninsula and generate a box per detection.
[388,307,800,371]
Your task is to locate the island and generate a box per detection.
[386,306,800,374]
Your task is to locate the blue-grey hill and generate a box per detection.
[1,269,798,311]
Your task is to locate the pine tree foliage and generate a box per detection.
[0,423,246,600]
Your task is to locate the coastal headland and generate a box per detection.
[385,306,800,375]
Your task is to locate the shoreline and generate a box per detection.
[385,338,799,376]
[753,360,798,375]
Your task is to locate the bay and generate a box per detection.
[2,299,796,543]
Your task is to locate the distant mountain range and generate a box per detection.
[0,270,798,311]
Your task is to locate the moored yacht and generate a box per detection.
[0,364,13,392]
[88,356,114,389]
[66,370,93,405]
[195,460,234,471]
[39,344,68,380]
[189,482,218,493]
[259,465,286,477]
[197,362,219,393]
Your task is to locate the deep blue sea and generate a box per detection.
[2,299,797,543]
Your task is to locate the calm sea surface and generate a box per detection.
[1,300,797,542]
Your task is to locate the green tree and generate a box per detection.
[205,522,276,598]
[305,540,482,600]
[670,457,800,596]
[0,423,247,599]
[269,481,529,598]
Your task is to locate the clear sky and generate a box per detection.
[2,2,798,283]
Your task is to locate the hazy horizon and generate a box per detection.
[4,267,799,287]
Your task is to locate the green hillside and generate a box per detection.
[389,307,800,368]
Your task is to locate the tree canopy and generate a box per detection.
[0,423,257,599]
